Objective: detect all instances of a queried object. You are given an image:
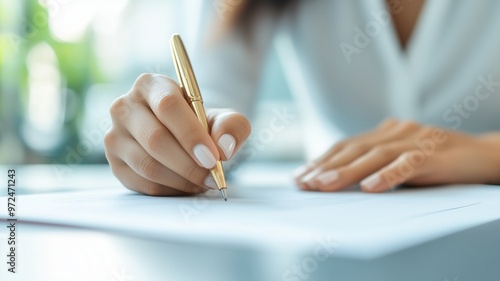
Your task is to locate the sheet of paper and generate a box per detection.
[2,177,500,259]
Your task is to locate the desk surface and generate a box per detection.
[1,163,500,281]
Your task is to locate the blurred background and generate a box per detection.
[0,0,304,167]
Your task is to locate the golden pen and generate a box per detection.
[170,34,228,201]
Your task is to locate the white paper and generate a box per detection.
[2,180,500,259]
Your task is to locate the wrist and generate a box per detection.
[478,133,500,184]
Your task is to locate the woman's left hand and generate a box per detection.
[294,119,500,193]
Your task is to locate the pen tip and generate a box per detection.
[220,188,227,201]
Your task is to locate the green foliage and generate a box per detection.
[0,0,105,163]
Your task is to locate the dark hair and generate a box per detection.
[227,0,297,32]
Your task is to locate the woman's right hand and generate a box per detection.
[104,73,251,196]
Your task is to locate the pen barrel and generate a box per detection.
[190,99,226,189]
[189,99,209,131]
[171,34,227,191]
[171,35,202,101]
[210,161,226,189]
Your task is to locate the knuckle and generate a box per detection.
[144,127,165,152]
[346,142,370,154]
[109,96,128,118]
[135,73,154,88]
[134,73,179,101]
[138,156,161,180]
[156,91,181,113]
[130,88,144,102]
[399,120,420,132]
[131,73,156,100]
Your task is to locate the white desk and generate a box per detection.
[1,163,500,281]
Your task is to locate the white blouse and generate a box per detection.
[185,0,500,158]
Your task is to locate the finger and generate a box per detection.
[118,103,211,186]
[316,120,418,170]
[310,143,413,192]
[298,141,382,191]
[109,135,213,193]
[108,157,191,196]
[206,109,251,160]
[292,118,400,179]
[134,73,220,169]
[295,141,377,190]
[360,150,429,193]
[296,120,421,188]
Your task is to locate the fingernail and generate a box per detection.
[193,144,217,169]
[361,174,381,191]
[218,134,236,159]
[301,169,322,190]
[204,175,218,190]
[316,170,339,186]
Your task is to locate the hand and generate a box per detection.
[104,73,251,196]
[294,119,500,193]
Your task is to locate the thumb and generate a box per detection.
[206,109,251,161]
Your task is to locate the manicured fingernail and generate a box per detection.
[316,170,339,186]
[301,169,322,190]
[301,170,318,182]
[204,175,218,190]
[361,174,381,191]
[218,134,236,159]
[193,144,216,169]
